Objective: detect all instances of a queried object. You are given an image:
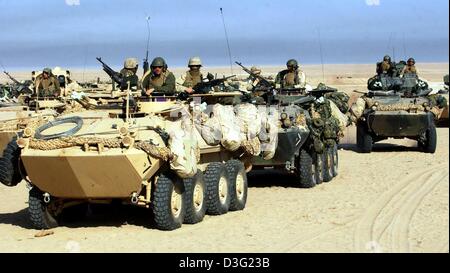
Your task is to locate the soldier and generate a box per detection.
[119,58,139,91]
[244,66,263,92]
[275,59,306,89]
[401,58,418,77]
[141,57,176,96]
[35,68,61,97]
[377,55,393,75]
[182,57,204,94]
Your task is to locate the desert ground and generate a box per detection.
[0,63,448,253]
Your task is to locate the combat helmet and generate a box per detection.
[43,67,52,75]
[151,57,166,68]
[407,58,416,65]
[383,55,391,62]
[250,66,261,75]
[188,56,202,67]
[124,58,139,69]
[286,59,299,69]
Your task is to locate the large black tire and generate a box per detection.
[226,160,248,211]
[204,162,231,215]
[323,146,334,183]
[0,137,23,187]
[298,149,317,188]
[28,188,58,229]
[183,171,207,224]
[331,143,339,177]
[421,124,437,154]
[152,172,186,230]
[357,123,373,153]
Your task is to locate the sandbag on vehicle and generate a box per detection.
[258,108,279,160]
[350,97,366,121]
[235,103,262,156]
[195,115,222,146]
[192,103,222,146]
[165,116,199,179]
[235,103,262,139]
[329,100,350,134]
[212,104,242,151]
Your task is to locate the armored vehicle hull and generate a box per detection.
[355,95,438,153]
[15,100,250,231]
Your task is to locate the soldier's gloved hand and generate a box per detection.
[145,88,154,96]
[185,87,194,94]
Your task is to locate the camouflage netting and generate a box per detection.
[349,94,447,121]
[241,137,261,156]
[135,141,173,162]
[324,92,350,114]
[309,100,341,152]
[29,137,123,150]
[28,136,174,162]
[0,116,51,132]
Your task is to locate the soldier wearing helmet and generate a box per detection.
[141,57,176,95]
[275,59,306,89]
[401,58,418,77]
[245,66,264,91]
[181,56,205,94]
[377,55,394,75]
[35,67,61,97]
[119,58,139,91]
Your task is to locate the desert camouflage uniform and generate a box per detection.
[401,65,418,76]
[182,70,203,88]
[275,70,306,89]
[142,70,176,94]
[35,74,61,97]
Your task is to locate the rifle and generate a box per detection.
[192,75,236,93]
[3,71,33,95]
[96,57,123,85]
[3,71,20,85]
[235,61,273,88]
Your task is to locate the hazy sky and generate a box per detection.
[0,0,448,70]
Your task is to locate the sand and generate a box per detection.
[0,63,448,253]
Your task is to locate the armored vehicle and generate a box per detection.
[6,93,251,231]
[251,84,349,188]
[352,71,447,153]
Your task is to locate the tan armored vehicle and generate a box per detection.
[10,93,251,230]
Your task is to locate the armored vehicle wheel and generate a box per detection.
[152,173,186,230]
[313,152,324,185]
[183,171,207,224]
[0,137,23,187]
[226,160,248,211]
[298,149,317,188]
[28,188,58,229]
[357,123,373,153]
[420,124,437,154]
[331,143,339,177]
[323,146,334,183]
[204,162,231,215]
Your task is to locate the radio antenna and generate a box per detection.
[220,8,233,75]
[143,15,151,75]
[317,28,325,83]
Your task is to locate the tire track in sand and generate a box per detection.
[354,163,447,253]
[391,170,448,252]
